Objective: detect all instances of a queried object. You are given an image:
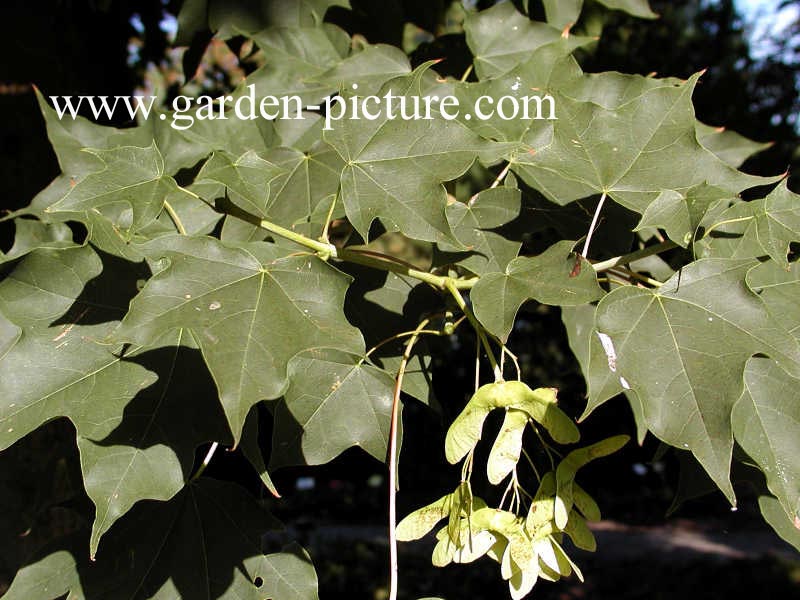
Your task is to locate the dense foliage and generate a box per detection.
[1,0,799,598]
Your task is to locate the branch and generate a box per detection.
[217,197,478,290]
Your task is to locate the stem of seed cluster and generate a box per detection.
[364,315,465,363]
[388,319,430,600]
[445,280,502,381]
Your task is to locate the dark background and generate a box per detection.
[1,1,799,598]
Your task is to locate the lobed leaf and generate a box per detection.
[115,235,364,441]
[732,357,800,529]
[471,240,603,342]
[590,259,800,501]
[270,349,394,467]
[324,63,494,244]
[438,186,523,277]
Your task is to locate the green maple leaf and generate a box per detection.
[733,357,800,530]
[270,349,394,467]
[0,248,154,457]
[179,0,350,37]
[313,43,412,93]
[247,24,348,105]
[514,72,779,213]
[695,198,763,260]
[635,184,736,248]
[0,311,20,361]
[241,408,281,497]
[542,0,656,29]
[324,63,496,244]
[561,305,647,443]
[759,495,800,552]
[747,259,800,341]
[34,88,150,182]
[45,143,195,251]
[0,247,215,556]
[0,219,75,264]
[696,121,771,168]
[115,235,364,441]
[698,183,800,266]
[471,240,604,341]
[263,143,345,226]
[595,0,657,18]
[145,105,277,173]
[196,150,286,219]
[751,182,800,268]
[201,144,345,242]
[13,90,152,232]
[437,186,523,277]
[589,259,800,501]
[454,39,586,146]
[540,0,583,29]
[464,2,574,79]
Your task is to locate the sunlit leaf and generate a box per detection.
[733,357,800,528]
[115,235,363,441]
[591,259,800,501]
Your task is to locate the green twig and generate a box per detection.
[608,266,663,287]
[339,247,476,290]
[591,240,678,273]
[218,198,478,290]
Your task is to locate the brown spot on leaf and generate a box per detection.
[569,255,582,278]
